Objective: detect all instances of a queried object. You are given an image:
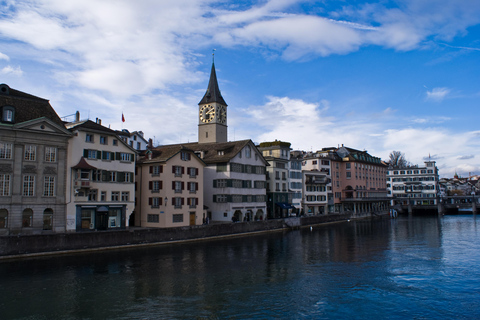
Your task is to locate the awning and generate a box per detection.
[276,202,295,209]
[72,157,97,170]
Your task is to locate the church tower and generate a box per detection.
[198,62,228,143]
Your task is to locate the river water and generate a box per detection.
[1,215,479,319]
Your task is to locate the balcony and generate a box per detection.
[74,180,91,189]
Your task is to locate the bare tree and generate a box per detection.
[388,151,410,168]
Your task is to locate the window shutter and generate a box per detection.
[130,172,134,182]
[172,166,175,174]
[149,166,153,173]
[160,166,163,173]
[102,170,108,182]
[195,182,198,190]
[97,151,102,159]
[172,181,175,190]
[149,181,152,190]
[83,149,88,157]
[160,181,163,189]
[213,180,217,188]
[115,152,121,160]
[188,153,191,160]
[181,182,185,190]
[187,198,191,205]
[111,152,115,160]
[148,197,152,205]
[118,172,125,182]
[159,197,163,205]
[181,198,184,205]
[195,198,199,205]
[227,179,233,187]
[181,166,185,174]
[213,195,216,202]
[171,198,174,206]
[130,153,134,161]
[187,182,190,191]
[196,168,199,175]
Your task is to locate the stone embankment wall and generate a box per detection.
[0,212,385,258]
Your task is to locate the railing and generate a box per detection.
[74,180,91,188]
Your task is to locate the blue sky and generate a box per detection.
[0,0,479,177]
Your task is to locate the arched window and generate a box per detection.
[0,209,7,228]
[22,208,33,228]
[43,208,53,230]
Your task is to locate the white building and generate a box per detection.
[65,117,136,231]
[387,160,439,206]
[289,151,303,212]
[301,151,333,215]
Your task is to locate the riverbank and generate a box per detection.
[0,212,389,259]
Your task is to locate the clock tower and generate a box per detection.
[198,62,228,143]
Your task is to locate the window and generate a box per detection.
[87,150,97,159]
[346,172,351,179]
[188,167,198,178]
[346,163,351,169]
[215,195,227,203]
[150,197,161,208]
[43,177,55,196]
[23,175,35,196]
[174,197,183,208]
[147,214,159,223]
[173,214,183,223]
[151,181,161,192]
[102,151,112,161]
[245,145,251,158]
[188,197,198,208]
[81,209,94,229]
[174,166,183,177]
[121,191,129,201]
[111,191,120,201]
[121,153,132,161]
[24,145,36,161]
[100,136,107,145]
[113,139,118,146]
[0,209,7,228]
[45,147,57,162]
[0,174,10,196]
[3,107,14,122]
[174,181,183,193]
[0,143,13,159]
[22,209,33,227]
[189,182,197,193]
[87,189,97,201]
[86,134,94,142]
[137,142,140,149]
[43,208,53,230]
[181,151,191,161]
[101,191,106,201]
[216,163,227,172]
[111,171,117,182]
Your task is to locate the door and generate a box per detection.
[189,212,196,226]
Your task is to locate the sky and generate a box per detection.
[0,0,479,178]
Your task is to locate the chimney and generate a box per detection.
[75,111,80,122]
[98,119,102,125]
[148,138,153,149]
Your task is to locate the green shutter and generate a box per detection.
[213,195,217,202]
[226,179,233,187]
[83,149,88,158]
[118,172,125,182]
[115,152,121,160]
[213,180,217,188]
[97,150,102,159]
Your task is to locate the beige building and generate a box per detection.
[135,145,205,227]
[0,84,71,235]
[65,116,136,231]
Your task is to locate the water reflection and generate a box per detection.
[1,216,479,319]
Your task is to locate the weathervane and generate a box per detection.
[212,49,216,62]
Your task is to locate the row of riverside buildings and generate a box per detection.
[0,63,442,235]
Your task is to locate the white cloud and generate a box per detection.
[0,52,9,61]
[426,87,450,102]
[1,65,23,76]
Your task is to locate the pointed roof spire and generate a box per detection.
[199,62,227,106]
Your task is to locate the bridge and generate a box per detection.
[392,195,478,215]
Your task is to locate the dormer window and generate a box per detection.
[2,106,14,123]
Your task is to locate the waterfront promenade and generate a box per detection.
[0,212,384,258]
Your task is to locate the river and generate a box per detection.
[1,215,479,319]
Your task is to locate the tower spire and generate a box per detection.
[198,60,227,106]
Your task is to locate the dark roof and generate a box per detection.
[198,63,227,106]
[138,144,205,165]
[0,83,64,127]
[72,157,98,170]
[66,120,117,135]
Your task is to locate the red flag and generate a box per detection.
[122,113,125,122]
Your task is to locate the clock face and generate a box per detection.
[217,106,226,124]
[200,105,215,123]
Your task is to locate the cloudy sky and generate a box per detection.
[1,0,479,177]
